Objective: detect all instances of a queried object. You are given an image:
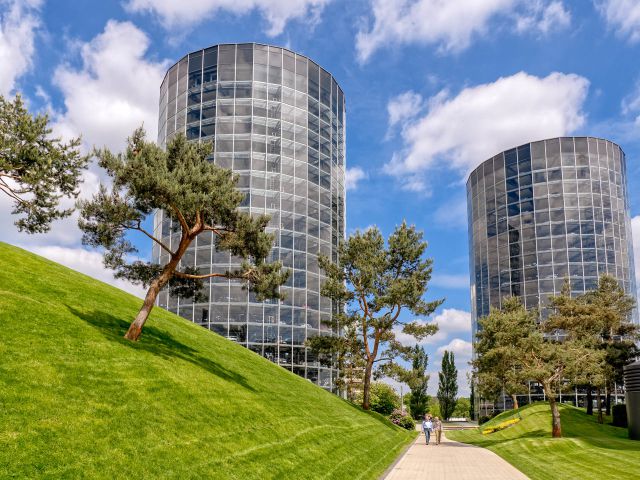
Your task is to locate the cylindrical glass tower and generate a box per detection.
[152,43,346,391]
[467,137,637,339]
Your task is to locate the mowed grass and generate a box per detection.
[0,243,414,479]
[448,402,640,480]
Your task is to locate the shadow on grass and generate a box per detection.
[67,306,255,392]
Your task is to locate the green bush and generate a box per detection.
[612,404,628,428]
[389,409,416,430]
[369,383,400,415]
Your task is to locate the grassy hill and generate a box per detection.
[0,243,414,479]
[448,402,640,480]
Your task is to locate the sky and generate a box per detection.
[2,0,640,397]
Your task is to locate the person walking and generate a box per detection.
[433,416,442,445]
[422,414,433,445]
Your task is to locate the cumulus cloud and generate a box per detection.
[387,91,424,128]
[395,308,471,346]
[597,0,640,43]
[345,166,367,191]
[516,0,571,35]
[356,0,571,62]
[385,71,589,191]
[125,0,332,36]
[0,0,42,95]
[52,20,170,151]
[437,338,473,358]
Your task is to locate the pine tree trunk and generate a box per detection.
[124,279,162,341]
[543,382,562,438]
[596,387,603,424]
[605,385,611,416]
[124,237,190,341]
[362,360,373,410]
[511,393,519,410]
[586,385,593,415]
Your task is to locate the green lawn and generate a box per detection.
[448,402,640,480]
[0,243,415,479]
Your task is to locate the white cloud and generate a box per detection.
[345,166,367,191]
[436,338,473,358]
[434,197,468,229]
[125,0,332,36]
[431,274,469,289]
[385,71,589,191]
[356,0,570,62]
[0,0,42,95]
[597,0,640,43]
[52,20,170,151]
[24,245,146,298]
[387,91,424,128]
[516,0,571,35]
[395,308,471,346]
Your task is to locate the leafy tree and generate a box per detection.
[438,350,458,420]
[319,223,442,410]
[426,396,441,417]
[407,345,430,419]
[453,397,471,419]
[473,297,533,409]
[78,129,288,341]
[356,382,399,415]
[0,94,88,233]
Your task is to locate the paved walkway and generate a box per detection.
[383,428,529,480]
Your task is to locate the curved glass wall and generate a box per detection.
[467,137,637,339]
[152,44,346,390]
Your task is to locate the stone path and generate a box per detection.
[383,428,529,480]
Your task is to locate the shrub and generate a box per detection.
[612,404,628,428]
[389,409,416,430]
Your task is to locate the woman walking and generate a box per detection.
[433,417,442,445]
[422,414,433,445]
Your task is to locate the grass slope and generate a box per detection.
[0,243,414,479]
[448,402,640,480]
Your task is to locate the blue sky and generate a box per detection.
[2,0,640,395]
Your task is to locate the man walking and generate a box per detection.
[433,416,442,445]
[422,414,433,445]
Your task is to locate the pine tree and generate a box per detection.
[78,129,288,341]
[0,94,88,233]
[438,351,458,420]
[318,223,442,410]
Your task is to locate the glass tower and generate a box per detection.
[153,43,346,391]
[467,137,637,340]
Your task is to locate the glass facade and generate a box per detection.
[153,44,346,391]
[467,137,638,340]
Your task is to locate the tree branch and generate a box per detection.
[173,270,233,280]
[132,220,173,255]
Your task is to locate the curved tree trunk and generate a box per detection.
[124,235,191,341]
[511,393,519,410]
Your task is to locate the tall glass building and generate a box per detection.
[152,43,346,390]
[468,136,637,412]
[467,137,637,336]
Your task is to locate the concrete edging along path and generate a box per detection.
[382,428,529,480]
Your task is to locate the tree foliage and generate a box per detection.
[318,223,442,410]
[0,94,88,233]
[78,129,288,341]
[438,350,458,420]
[473,297,533,409]
[407,345,430,419]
